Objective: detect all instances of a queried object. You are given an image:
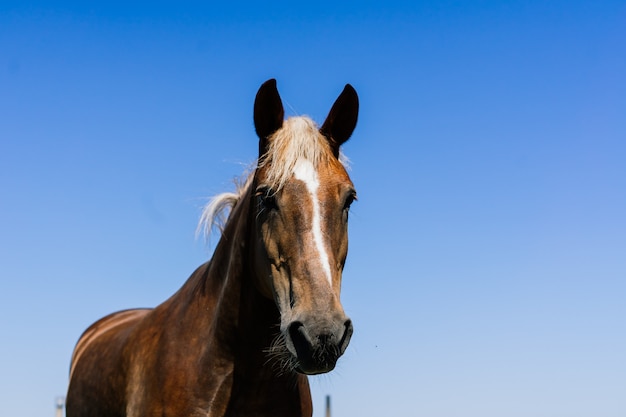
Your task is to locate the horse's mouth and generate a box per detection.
[296,363,337,375]
[286,319,353,375]
[293,350,340,375]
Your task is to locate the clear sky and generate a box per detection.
[1,1,625,416]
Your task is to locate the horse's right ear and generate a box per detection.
[254,79,284,155]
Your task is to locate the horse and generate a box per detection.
[66,79,360,417]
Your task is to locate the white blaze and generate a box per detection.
[293,159,333,285]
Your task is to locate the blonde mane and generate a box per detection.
[197,116,345,241]
[258,116,334,191]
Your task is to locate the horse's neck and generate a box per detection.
[184,191,263,347]
[169,189,276,360]
[151,189,312,416]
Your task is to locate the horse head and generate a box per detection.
[251,79,358,375]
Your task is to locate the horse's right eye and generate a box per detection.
[260,194,278,211]
[256,187,278,211]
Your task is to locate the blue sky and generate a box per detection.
[1,1,625,416]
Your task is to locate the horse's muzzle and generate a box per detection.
[287,318,353,375]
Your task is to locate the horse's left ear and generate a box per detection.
[320,84,359,156]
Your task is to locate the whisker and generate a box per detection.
[263,333,298,376]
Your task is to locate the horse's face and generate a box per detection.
[254,149,356,375]
[252,80,358,375]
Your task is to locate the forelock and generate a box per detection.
[258,116,334,190]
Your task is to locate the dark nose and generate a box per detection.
[287,319,353,375]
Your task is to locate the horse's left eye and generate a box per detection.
[343,192,357,213]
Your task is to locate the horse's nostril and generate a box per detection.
[344,319,353,336]
[288,321,312,350]
[339,319,354,354]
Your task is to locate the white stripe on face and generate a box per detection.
[293,159,333,285]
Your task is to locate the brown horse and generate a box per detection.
[66,79,359,417]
